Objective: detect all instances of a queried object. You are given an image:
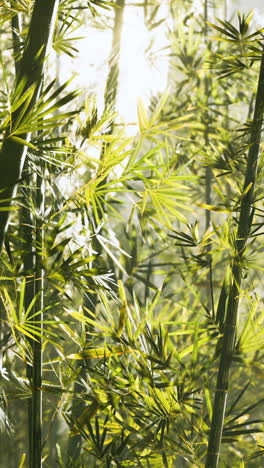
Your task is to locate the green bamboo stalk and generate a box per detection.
[9,7,35,463]
[205,45,264,468]
[0,0,59,253]
[10,2,22,75]
[21,166,35,466]
[31,167,45,468]
[214,0,230,334]
[6,2,58,466]
[203,0,215,318]
[204,0,212,232]
[7,4,58,465]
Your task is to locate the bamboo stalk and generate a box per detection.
[9,7,35,463]
[31,167,45,468]
[0,0,59,253]
[6,2,58,466]
[87,0,125,323]
[205,45,264,468]
[10,2,22,75]
[204,0,212,232]
[94,0,125,241]
[104,0,125,114]
[214,0,236,349]
[224,0,230,21]
[203,0,214,317]
[84,0,125,334]
[21,169,35,466]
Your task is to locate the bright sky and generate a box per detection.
[55,0,264,135]
[57,3,169,134]
[117,3,169,124]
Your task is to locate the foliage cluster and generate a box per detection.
[1,1,264,467]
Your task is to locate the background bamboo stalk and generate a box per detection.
[204,0,212,231]
[87,0,125,320]
[0,0,59,252]
[203,0,214,318]
[214,0,230,335]
[205,43,264,468]
[104,0,125,117]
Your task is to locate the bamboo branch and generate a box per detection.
[205,45,264,468]
[0,0,59,253]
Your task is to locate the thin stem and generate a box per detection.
[30,167,45,468]
[204,0,214,317]
[21,169,35,466]
[205,45,264,468]
[204,0,211,231]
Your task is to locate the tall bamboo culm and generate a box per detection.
[205,43,264,468]
[3,2,59,467]
[9,7,37,462]
[203,0,214,316]
[30,166,45,468]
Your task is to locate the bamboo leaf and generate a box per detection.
[198,203,230,213]
[18,453,26,468]
[8,135,38,150]
[137,98,149,132]
[67,345,133,360]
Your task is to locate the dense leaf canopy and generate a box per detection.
[1,1,264,467]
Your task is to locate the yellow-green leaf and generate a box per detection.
[198,203,230,213]
[137,98,149,132]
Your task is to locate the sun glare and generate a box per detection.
[117,4,169,127]
[55,3,169,135]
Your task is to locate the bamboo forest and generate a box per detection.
[2,0,264,467]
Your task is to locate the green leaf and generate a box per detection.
[198,203,230,213]
[8,135,38,150]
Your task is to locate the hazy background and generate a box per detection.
[56,0,264,132]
